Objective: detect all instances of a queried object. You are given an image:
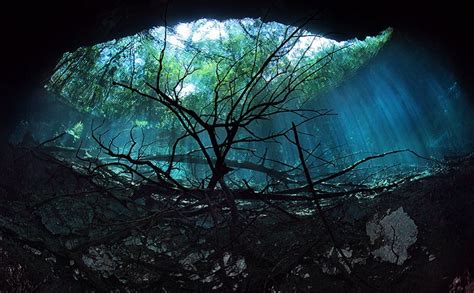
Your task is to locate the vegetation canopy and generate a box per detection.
[44,19,393,190]
[48,18,392,121]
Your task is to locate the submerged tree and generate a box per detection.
[47,17,392,185]
[43,17,402,227]
[35,17,424,290]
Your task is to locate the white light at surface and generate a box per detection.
[207,25,225,40]
[191,20,228,42]
[168,35,184,48]
[178,84,196,98]
[176,23,191,39]
[134,58,144,65]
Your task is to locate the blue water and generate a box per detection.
[10,34,474,182]
[273,36,474,173]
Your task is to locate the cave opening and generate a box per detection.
[1,10,473,292]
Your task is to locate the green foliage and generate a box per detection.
[65,121,84,141]
[134,119,149,127]
[46,19,392,123]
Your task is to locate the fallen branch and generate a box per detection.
[292,122,375,290]
[39,145,300,183]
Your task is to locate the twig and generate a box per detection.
[292,122,375,290]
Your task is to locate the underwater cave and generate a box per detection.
[1,1,473,292]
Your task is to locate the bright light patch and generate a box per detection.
[134,58,144,65]
[178,83,196,98]
[168,35,184,48]
[153,19,348,53]
[207,25,225,40]
[192,20,228,42]
[149,27,165,41]
[176,23,191,40]
[287,35,345,60]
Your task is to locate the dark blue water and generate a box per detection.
[10,34,474,182]
[276,35,474,172]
